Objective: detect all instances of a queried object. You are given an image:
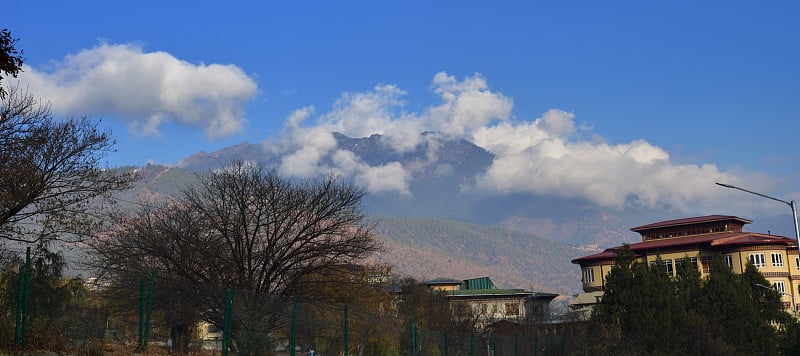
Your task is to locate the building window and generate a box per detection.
[700,255,733,272]
[651,259,674,275]
[664,259,674,275]
[774,281,786,294]
[583,268,595,283]
[750,253,766,268]
[796,257,800,270]
[505,303,520,317]
[772,253,784,267]
[676,257,698,269]
[701,256,712,273]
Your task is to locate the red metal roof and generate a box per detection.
[710,233,796,247]
[630,215,752,232]
[571,250,618,264]
[572,232,795,264]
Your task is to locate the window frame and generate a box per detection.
[772,252,784,267]
[504,303,520,317]
[724,255,734,269]
[774,281,786,294]
[750,253,766,268]
[583,267,595,283]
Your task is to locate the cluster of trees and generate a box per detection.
[586,246,800,355]
[0,247,108,351]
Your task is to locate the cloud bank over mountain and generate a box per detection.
[267,72,774,215]
[18,43,257,139]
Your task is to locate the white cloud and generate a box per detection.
[270,107,413,194]
[18,43,258,139]
[332,150,410,195]
[320,85,405,138]
[426,72,513,137]
[276,107,338,177]
[264,72,774,213]
[472,109,744,211]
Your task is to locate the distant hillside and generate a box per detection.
[109,164,585,294]
[114,132,665,295]
[367,216,583,295]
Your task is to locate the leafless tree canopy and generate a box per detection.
[91,161,381,340]
[0,85,134,243]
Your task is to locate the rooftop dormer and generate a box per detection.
[631,215,751,241]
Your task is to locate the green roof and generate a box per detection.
[462,277,495,290]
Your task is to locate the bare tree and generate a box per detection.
[0,85,134,243]
[90,161,381,353]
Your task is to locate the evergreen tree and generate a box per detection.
[588,245,636,352]
[588,250,791,355]
[698,256,778,354]
[589,246,683,354]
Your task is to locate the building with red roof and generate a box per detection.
[571,215,799,313]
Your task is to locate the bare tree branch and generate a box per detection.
[0,84,135,244]
[90,160,381,352]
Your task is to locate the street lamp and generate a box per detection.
[715,182,800,244]
[754,283,789,296]
[717,182,800,316]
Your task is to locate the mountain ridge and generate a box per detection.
[125,132,658,295]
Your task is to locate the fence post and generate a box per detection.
[444,331,448,356]
[470,332,474,356]
[411,316,417,356]
[144,269,155,349]
[343,304,349,356]
[21,247,31,349]
[546,331,551,356]
[138,276,145,351]
[290,298,297,356]
[222,287,234,356]
[14,261,24,346]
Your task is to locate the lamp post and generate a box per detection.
[717,182,800,316]
[755,283,788,296]
[715,182,800,245]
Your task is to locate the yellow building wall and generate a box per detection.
[580,248,800,314]
[581,265,610,290]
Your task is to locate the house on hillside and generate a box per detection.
[425,277,558,327]
[571,215,799,314]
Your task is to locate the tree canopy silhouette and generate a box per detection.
[90,161,380,353]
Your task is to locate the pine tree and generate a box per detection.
[698,256,778,354]
[587,250,791,355]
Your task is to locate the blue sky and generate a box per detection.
[4,1,800,223]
